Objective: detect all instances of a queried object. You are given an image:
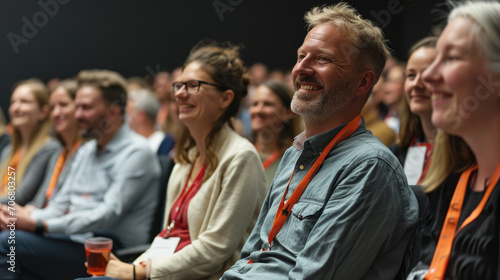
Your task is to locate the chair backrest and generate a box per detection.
[149,155,175,241]
[394,185,428,280]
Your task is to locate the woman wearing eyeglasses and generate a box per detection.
[82,41,267,280]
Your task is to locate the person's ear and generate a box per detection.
[39,104,49,121]
[355,70,376,97]
[107,103,123,122]
[220,89,235,110]
[137,111,148,123]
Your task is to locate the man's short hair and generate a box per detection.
[77,69,128,116]
[305,2,391,82]
[129,89,160,124]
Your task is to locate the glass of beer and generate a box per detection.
[84,237,113,276]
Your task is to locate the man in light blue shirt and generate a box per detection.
[0,70,160,280]
[222,3,418,279]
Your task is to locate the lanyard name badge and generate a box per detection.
[404,137,433,185]
[149,165,206,258]
[265,115,361,252]
[425,163,500,280]
[404,146,427,185]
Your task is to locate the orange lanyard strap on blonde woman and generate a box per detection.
[425,163,500,280]
[1,150,21,194]
[45,141,82,202]
[266,115,362,250]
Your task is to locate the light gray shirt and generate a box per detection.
[31,125,161,247]
[28,142,81,208]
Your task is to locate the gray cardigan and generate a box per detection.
[28,141,81,208]
[0,139,61,206]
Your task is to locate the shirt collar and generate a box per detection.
[98,124,129,154]
[292,118,365,153]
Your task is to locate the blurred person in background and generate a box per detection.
[127,89,164,153]
[383,62,406,133]
[250,80,297,189]
[157,89,182,157]
[361,73,396,146]
[390,36,438,185]
[153,71,171,129]
[0,79,60,206]
[126,76,148,93]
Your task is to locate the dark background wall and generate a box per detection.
[1,0,446,120]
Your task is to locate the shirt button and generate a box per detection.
[299,165,304,170]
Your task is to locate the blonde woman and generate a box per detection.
[26,79,84,209]
[0,79,59,206]
[390,36,438,185]
[408,2,500,279]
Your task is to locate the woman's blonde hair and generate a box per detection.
[174,41,250,179]
[0,79,52,188]
[421,131,475,192]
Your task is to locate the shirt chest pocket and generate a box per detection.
[279,202,323,254]
[74,170,111,202]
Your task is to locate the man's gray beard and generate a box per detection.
[291,79,355,123]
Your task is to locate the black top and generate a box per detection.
[411,172,499,280]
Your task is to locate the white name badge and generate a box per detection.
[404,146,427,185]
[144,237,180,259]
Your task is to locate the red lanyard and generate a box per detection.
[45,141,81,202]
[425,163,500,280]
[410,136,434,185]
[262,150,281,170]
[161,164,206,239]
[266,115,362,250]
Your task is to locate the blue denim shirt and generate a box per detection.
[222,120,418,280]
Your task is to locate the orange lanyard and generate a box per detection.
[262,150,281,170]
[266,115,361,250]
[45,141,81,202]
[425,163,500,280]
[1,150,21,194]
[161,165,206,239]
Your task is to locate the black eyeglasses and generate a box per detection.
[172,80,224,95]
